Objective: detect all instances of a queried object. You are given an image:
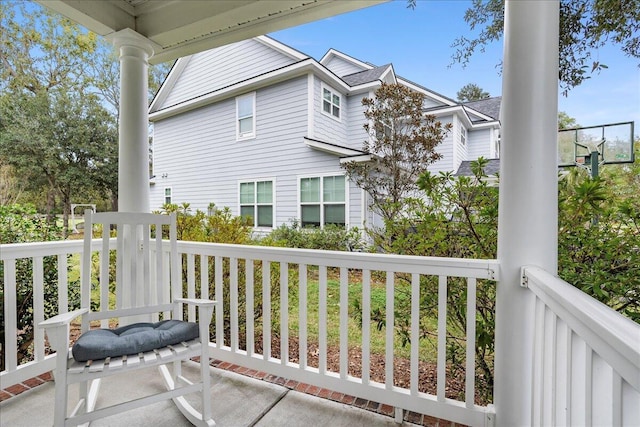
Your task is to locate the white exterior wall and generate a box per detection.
[346,92,370,150]
[323,56,367,77]
[428,116,455,173]
[453,118,469,173]
[467,128,494,160]
[313,77,348,144]
[160,39,299,109]
[151,75,363,230]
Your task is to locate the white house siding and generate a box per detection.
[322,55,367,77]
[313,77,348,144]
[423,98,444,109]
[159,39,300,109]
[467,128,493,160]
[150,75,363,230]
[453,119,469,173]
[346,93,370,150]
[428,117,455,173]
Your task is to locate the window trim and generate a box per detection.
[238,178,275,229]
[163,187,172,205]
[320,83,342,122]
[460,124,467,146]
[236,92,256,141]
[298,173,348,228]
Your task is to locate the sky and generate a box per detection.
[271,0,639,132]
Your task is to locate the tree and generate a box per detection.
[1,2,120,223]
[0,3,97,95]
[341,83,451,247]
[449,0,640,95]
[457,83,490,102]
[558,111,579,129]
[0,89,118,235]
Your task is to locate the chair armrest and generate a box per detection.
[39,308,90,329]
[174,298,217,308]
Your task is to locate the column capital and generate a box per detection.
[106,28,161,59]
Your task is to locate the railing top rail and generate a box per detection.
[2,239,499,280]
[1,240,84,260]
[524,265,640,389]
[174,240,500,280]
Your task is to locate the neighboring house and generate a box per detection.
[148,36,501,233]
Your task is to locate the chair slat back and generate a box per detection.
[81,211,179,329]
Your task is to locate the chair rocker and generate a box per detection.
[39,211,216,426]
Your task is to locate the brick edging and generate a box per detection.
[209,359,459,427]
[1,363,463,427]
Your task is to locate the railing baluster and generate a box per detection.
[100,232,110,327]
[200,255,209,301]
[339,267,348,379]
[3,259,18,371]
[215,256,223,348]
[544,307,558,426]
[532,297,545,426]
[385,271,394,390]
[437,275,447,401]
[230,258,238,352]
[263,260,271,360]
[362,269,371,386]
[465,277,476,408]
[585,344,593,427]
[612,371,623,426]
[33,257,45,362]
[187,253,196,321]
[410,273,420,396]
[57,254,68,314]
[246,259,254,357]
[570,333,587,426]
[299,264,307,369]
[555,318,571,426]
[319,265,327,374]
[280,262,288,364]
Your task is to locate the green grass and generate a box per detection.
[285,273,439,363]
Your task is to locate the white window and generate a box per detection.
[240,180,273,227]
[236,93,256,140]
[300,175,346,228]
[164,187,172,205]
[460,125,467,145]
[321,84,341,120]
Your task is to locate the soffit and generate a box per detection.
[36,0,386,64]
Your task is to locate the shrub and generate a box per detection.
[0,204,79,371]
[260,219,365,252]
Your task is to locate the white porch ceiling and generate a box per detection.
[36,0,386,64]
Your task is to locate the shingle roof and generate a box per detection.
[455,159,501,177]
[463,96,502,121]
[341,64,391,86]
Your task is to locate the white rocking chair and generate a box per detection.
[39,211,216,426]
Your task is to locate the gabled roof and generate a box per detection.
[341,64,393,86]
[455,159,501,177]
[463,97,502,121]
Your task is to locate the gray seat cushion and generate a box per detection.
[72,320,200,362]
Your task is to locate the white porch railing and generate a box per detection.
[523,266,640,426]
[4,241,640,426]
[176,241,499,426]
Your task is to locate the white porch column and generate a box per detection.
[495,1,559,425]
[108,29,157,213]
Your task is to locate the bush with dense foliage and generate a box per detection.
[363,153,639,401]
[0,204,78,371]
[260,220,364,252]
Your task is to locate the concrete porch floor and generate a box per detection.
[1,362,422,427]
